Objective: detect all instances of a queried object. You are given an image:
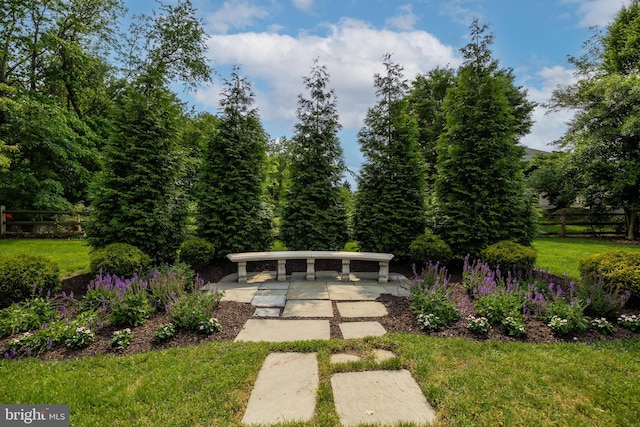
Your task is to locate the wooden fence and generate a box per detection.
[1,205,85,236]
[539,210,626,237]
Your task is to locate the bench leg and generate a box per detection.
[237,261,247,283]
[341,259,350,281]
[378,261,389,283]
[306,259,315,280]
[277,259,287,281]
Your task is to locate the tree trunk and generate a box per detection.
[626,208,638,240]
[560,209,567,237]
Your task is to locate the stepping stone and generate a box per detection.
[337,301,388,318]
[242,353,318,425]
[330,354,361,364]
[255,289,287,296]
[288,283,329,300]
[259,282,289,290]
[331,370,436,426]
[247,271,277,283]
[373,349,396,362]
[382,283,412,297]
[283,300,333,317]
[326,284,383,301]
[235,319,330,342]
[339,322,386,339]
[254,308,280,317]
[220,289,258,304]
[251,294,286,307]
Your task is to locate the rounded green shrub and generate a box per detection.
[579,250,640,300]
[90,243,151,277]
[0,255,60,307]
[178,238,215,269]
[409,233,453,266]
[480,241,537,272]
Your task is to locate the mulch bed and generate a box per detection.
[2,259,639,362]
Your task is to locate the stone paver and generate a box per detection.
[251,294,287,307]
[259,282,289,290]
[339,321,386,339]
[254,308,280,317]
[242,353,318,425]
[330,353,361,363]
[220,289,258,304]
[235,319,330,342]
[282,300,333,317]
[331,370,436,426]
[287,283,329,300]
[337,301,388,318]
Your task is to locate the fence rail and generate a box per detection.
[1,205,85,236]
[539,211,626,237]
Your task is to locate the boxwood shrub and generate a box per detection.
[409,233,453,267]
[0,255,60,307]
[178,238,215,269]
[480,241,537,272]
[90,243,151,277]
[579,250,640,300]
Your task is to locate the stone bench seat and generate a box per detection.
[226,251,394,283]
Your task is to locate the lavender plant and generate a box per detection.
[577,273,630,319]
[543,284,588,335]
[167,291,223,332]
[110,292,153,327]
[410,263,460,328]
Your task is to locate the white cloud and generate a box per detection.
[521,66,578,150]
[199,18,459,130]
[386,4,419,31]
[206,1,270,34]
[562,0,629,27]
[292,0,314,12]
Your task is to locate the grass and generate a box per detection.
[533,236,640,280]
[1,336,639,426]
[0,238,91,278]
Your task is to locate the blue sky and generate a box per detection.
[124,0,630,176]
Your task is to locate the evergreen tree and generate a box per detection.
[196,68,272,256]
[354,54,427,255]
[86,81,187,262]
[280,61,348,250]
[434,20,537,258]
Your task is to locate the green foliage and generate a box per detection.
[82,288,114,313]
[501,314,527,337]
[410,264,460,328]
[474,291,525,325]
[543,298,589,335]
[148,263,198,310]
[618,314,640,331]
[579,250,640,299]
[409,233,453,266]
[89,243,151,277]
[64,326,96,350]
[354,54,427,255]
[480,241,537,272]
[466,316,491,335]
[86,80,189,263]
[167,292,223,332]
[525,151,579,210]
[178,238,215,269]
[153,323,176,342]
[111,328,134,349]
[0,254,60,307]
[195,68,272,256]
[0,298,58,337]
[280,61,349,250]
[110,292,153,327]
[434,20,537,258]
[576,273,629,318]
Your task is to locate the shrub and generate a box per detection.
[409,233,453,267]
[0,298,58,337]
[154,323,176,342]
[110,292,153,327]
[178,238,215,269]
[579,250,640,300]
[168,292,223,331]
[89,243,151,277]
[480,241,537,272]
[0,254,60,307]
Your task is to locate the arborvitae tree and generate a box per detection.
[434,20,537,258]
[354,54,427,255]
[86,80,188,262]
[196,68,272,256]
[279,61,348,250]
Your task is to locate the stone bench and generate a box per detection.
[226,251,394,283]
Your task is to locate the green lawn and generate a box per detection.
[533,236,640,280]
[1,336,638,426]
[0,238,91,278]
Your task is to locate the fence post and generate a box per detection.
[1,205,5,235]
